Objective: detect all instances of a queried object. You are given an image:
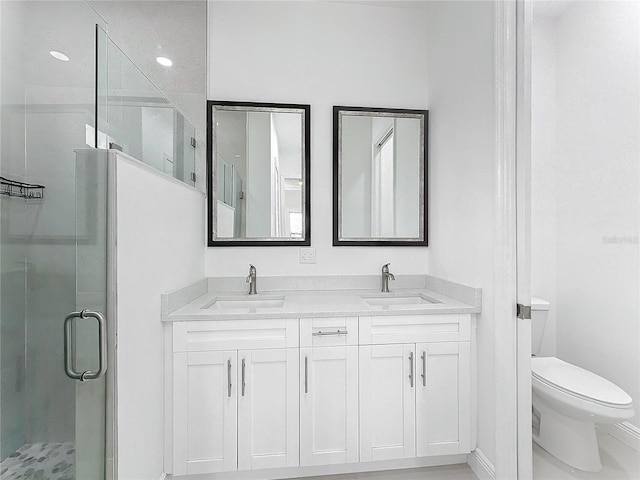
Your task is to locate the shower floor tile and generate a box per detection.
[0,443,75,480]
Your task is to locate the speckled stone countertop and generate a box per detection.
[162,275,482,322]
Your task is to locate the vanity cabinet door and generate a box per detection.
[173,350,238,475]
[415,342,471,456]
[237,348,299,470]
[300,346,359,466]
[359,344,416,462]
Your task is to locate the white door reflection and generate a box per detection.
[215,109,304,240]
[372,126,395,237]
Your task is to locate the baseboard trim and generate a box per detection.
[599,421,640,452]
[467,448,496,480]
[169,455,467,480]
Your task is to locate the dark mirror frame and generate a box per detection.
[333,105,428,247]
[207,100,311,247]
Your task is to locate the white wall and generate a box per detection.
[207,0,429,276]
[425,0,496,465]
[532,1,640,427]
[531,14,558,357]
[115,154,205,479]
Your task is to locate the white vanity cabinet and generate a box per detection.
[415,342,470,456]
[359,315,471,462]
[173,350,238,474]
[166,309,475,478]
[359,343,417,461]
[299,317,359,466]
[170,319,299,476]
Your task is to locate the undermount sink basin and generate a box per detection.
[206,296,285,312]
[363,294,438,308]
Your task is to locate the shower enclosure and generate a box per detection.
[1,1,197,478]
[0,1,109,477]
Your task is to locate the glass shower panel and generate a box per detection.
[0,1,108,478]
[102,37,196,186]
[96,26,109,150]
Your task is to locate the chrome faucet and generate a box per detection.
[246,264,257,295]
[381,263,395,292]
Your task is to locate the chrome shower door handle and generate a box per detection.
[63,309,107,382]
[64,313,82,380]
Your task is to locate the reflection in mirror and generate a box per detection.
[207,101,310,246]
[333,106,428,246]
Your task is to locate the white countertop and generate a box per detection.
[164,286,481,322]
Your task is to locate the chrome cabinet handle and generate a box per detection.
[408,351,414,388]
[63,310,107,382]
[227,359,232,398]
[241,358,246,396]
[421,351,426,387]
[304,356,308,394]
[312,330,348,337]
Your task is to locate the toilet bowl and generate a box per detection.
[531,356,634,471]
[529,297,635,472]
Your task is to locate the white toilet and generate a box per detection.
[530,297,635,472]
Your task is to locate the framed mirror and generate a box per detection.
[333,106,428,246]
[207,101,311,246]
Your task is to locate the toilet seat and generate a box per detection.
[531,357,633,409]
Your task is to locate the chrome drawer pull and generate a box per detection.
[312,330,348,336]
[409,351,414,388]
[241,358,246,396]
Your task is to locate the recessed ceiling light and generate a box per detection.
[156,56,173,67]
[50,51,69,62]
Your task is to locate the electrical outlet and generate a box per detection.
[300,247,316,264]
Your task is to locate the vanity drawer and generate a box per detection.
[359,314,470,345]
[173,319,299,352]
[300,317,358,347]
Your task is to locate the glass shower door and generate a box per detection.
[0,154,108,480]
[0,1,109,478]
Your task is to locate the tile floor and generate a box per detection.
[0,443,75,480]
[307,464,478,480]
[308,428,639,480]
[1,431,636,480]
[533,430,640,480]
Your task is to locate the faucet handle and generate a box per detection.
[246,264,257,294]
[382,263,391,272]
[246,264,256,283]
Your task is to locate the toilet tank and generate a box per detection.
[531,297,550,355]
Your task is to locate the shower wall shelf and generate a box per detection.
[0,176,45,199]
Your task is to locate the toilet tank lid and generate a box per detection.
[531,297,550,311]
